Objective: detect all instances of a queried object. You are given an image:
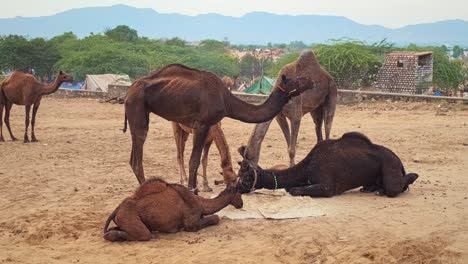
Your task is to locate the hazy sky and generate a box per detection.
[1,0,466,28]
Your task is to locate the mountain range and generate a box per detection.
[1,4,467,46]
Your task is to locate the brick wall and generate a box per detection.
[375,52,433,94]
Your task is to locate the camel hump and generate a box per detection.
[133,177,169,199]
[296,49,321,75]
[341,132,373,145]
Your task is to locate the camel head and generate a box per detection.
[276,74,312,98]
[231,192,244,209]
[57,70,74,83]
[237,159,258,194]
[403,173,419,192]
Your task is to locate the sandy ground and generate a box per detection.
[0,98,467,264]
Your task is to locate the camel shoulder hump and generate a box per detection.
[133,177,169,199]
[341,132,373,145]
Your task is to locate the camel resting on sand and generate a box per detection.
[237,132,419,198]
[103,178,243,242]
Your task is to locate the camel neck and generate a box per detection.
[255,166,307,190]
[212,124,233,171]
[40,77,62,95]
[224,89,289,123]
[197,187,236,215]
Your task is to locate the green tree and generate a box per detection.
[165,37,186,47]
[199,39,226,53]
[452,45,464,58]
[104,25,139,42]
[0,35,33,72]
[266,52,299,77]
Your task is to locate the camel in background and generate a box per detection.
[172,122,235,192]
[221,74,239,91]
[0,71,73,143]
[242,50,337,167]
[123,64,312,192]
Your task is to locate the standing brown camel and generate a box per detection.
[172,122,235,192]
[0,71,73,143]
[242,50,337,167]
[103,177,243,242]
[123,63,312,192]
[221,74,239,91]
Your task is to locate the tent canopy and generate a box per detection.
[81,74,130,92]
[245,76,275,94]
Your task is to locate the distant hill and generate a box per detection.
[1,4,467,45]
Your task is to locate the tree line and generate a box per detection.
[1,25,466,91]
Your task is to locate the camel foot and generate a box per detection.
[24,138,30,143]
[360,185,380,193]
[190,187,199,195]
[11,137,18,141]
[201,185,213,192]
[0,137,4,142]
[374,189,385,196]
[31,138,39,143]
[103,230,129,242]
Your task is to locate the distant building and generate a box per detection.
[230,48,286,62]
[375,51,433,94]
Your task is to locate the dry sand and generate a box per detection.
[0,98,467,264]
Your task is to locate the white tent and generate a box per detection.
[81,74,131,92]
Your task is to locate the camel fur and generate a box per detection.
[123,63,313,192]
[0,71,73,143]
[238,132,419,198]
[243,50,337,167]
[172,122,236,192]
[103,177,243,242]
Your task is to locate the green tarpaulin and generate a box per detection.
[245,76,275,94]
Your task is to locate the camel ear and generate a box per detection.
[281,74,287,84]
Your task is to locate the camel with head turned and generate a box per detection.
[242,50,337,167]
[0,71,73,143]
[123,63,312,192]
[221,74,239,91]
[172,122,235,192]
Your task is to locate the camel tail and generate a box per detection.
[103,207,118,234]
[122,111,128,133]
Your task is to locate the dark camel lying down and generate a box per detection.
[237,132,418,198]
[103,178,243,242]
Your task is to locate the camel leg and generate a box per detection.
[184,215,220,232]
[188,125,210,193]
[288,118,301,167]
[311,107,324,143]
[172,123,189,185]
[201,140,213,192]
[24,105,31,143]
[323,93,337,140]
[244,120,273,166]
[0,102,4,142]
[288,184,334,197]
[31,101,41,142]
[104,202,152,242]
[276,113,291,149]
[128,108,149,185]
[4,101,17,141]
